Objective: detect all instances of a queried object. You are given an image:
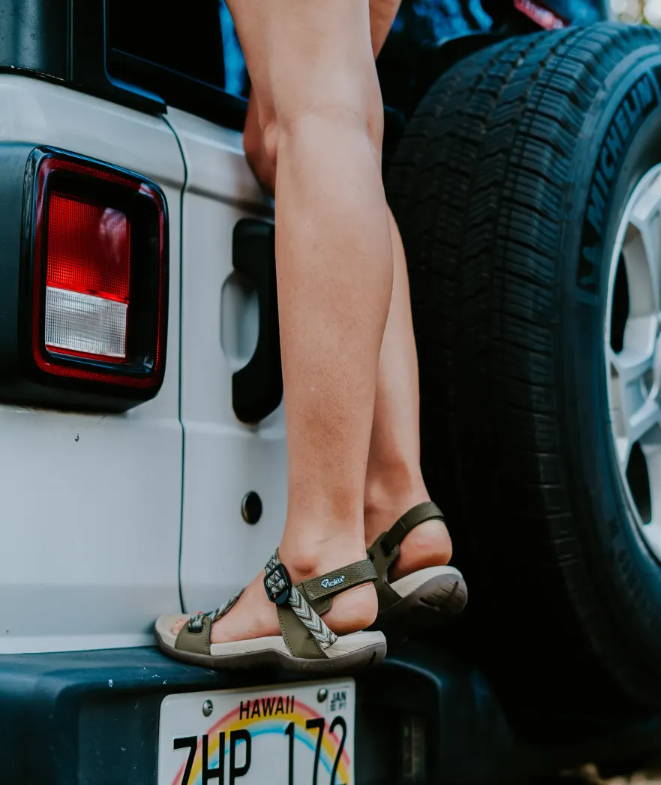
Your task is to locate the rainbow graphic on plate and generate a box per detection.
[170,693,351,785]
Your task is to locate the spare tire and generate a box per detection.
[387,23,661,717]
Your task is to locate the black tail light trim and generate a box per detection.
[0,143,168,412]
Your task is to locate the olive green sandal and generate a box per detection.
[368,501,468,638]
[154,550,386,674]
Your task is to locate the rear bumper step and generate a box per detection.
[1,643,660,785]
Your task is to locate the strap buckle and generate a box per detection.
[264,561,292,606]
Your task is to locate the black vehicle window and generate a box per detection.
[106,0,496,128]
[107,0,249,128]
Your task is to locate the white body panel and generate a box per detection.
[0,76,185,653]
[166,107,288,614]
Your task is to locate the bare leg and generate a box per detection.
[240,1,451,592]
[363,209,453,580]
[173,0,392,641]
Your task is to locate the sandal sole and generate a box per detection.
[154,619,386,675]
[371,569,468,641]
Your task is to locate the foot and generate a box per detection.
[170,537,378,644]
[365,498,453,583]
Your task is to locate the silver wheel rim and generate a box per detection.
[606,163,661,561]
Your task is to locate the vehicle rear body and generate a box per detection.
[0,74,185,653]
[0,1,287,655]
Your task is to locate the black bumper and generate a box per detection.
[1,643,660,785]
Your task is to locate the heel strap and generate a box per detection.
[367,501,445,612]
[264,551,377,660]
[379,501,444,556]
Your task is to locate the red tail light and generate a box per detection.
[45,194,132,362]
[30,151,168,393]
[47,194,132,302]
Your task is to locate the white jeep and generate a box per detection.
[2,1,661,784]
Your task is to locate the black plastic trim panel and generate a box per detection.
[231,219,283,423]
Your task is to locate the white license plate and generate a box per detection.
[158,678,355,785]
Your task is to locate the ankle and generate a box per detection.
[278,530,367,584]
[364,464,429,544]
[278,532,378,634]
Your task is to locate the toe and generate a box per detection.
[170,615,188,635]
[154,613,190,648]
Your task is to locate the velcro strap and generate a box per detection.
[302,559,378,602]
[381,501,445,555]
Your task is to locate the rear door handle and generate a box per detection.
[231,218,283,423]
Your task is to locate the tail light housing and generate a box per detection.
[0,145,168,411]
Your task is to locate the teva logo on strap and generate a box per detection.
[578,72,659,293]
[321,575,345,589]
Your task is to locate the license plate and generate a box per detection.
[158,678,355,785]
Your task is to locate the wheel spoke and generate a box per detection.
[628,173,661,316]
[639,431,661,530]
[627,398,661,447]
[614,432,632,471]
[609,345,654,385]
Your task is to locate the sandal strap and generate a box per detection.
[174,590,243,655]
[301,559,378,602]
[380,501,445,555]
[265,550,377,660]
[264,550,338,653]
[368,501,445,612]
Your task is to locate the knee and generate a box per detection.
[269,95,384,161]
[250,100,383,193]
[244,121,277,193]
[260,119,279,173]
[243,122,265,170]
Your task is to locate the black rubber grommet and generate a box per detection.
[241,491,262,524]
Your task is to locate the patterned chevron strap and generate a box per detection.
[264,550,338,651]
[186,590,243,633]
[288,583,338,649]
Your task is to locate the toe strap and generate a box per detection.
[174,591,243,655]
[175,613,214,655]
